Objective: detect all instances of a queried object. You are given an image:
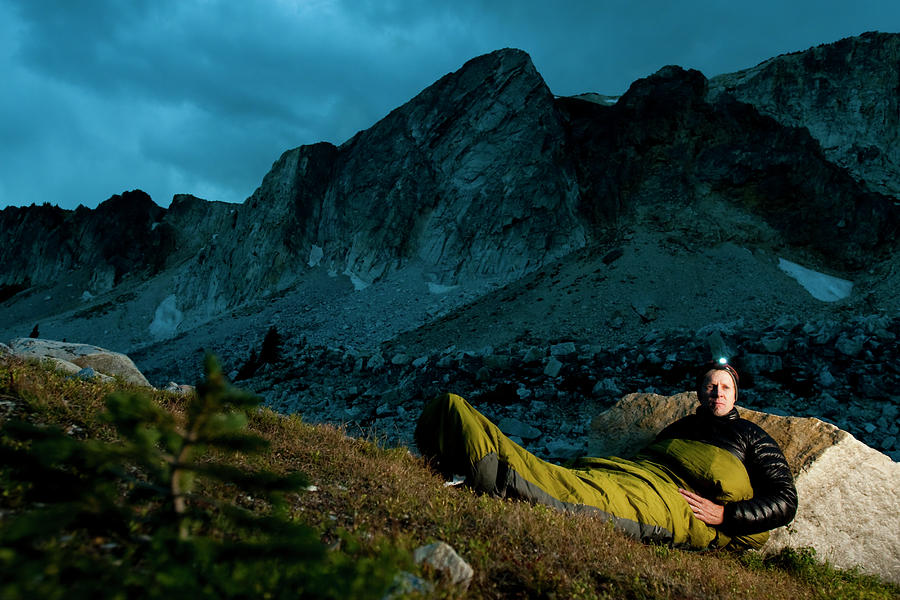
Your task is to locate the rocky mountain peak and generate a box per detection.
[0,189,167,297]
[318,45,583,286]
[708,31,900,198]
[91,189,162,222]
[618,64,709,111]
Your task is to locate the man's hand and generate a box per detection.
[678,488,724,526]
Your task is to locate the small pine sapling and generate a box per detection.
[103,353,307,539]
[0,354,403,599]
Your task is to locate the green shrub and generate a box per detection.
[0,355,403,600]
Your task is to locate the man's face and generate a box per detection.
[699,369,737,417]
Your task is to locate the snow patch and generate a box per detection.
[308,244,324,267]
[427,282,459,294]
[344,269,370,291]
[81,291,93,301]
[149,295,183,340]
[778,258,853,302]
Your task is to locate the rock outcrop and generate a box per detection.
[161,47,586,323]
[588,393,900,584]
[708,31,900,199]
[320,49,584,285]
[557,63,899,270]
[8,338,152,388]
[0,190,168,297]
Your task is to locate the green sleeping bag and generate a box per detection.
[415,393,768,550]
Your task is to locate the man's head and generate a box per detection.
[697,361,739,417]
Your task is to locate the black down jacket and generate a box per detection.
[655,406,798,536]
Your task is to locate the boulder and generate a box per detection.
[9,338,153,388]
[366,354,386,371]
[391,353,411,366]
[589,393,900,584]
[413,541,473,589]
[10,338,108,362]
[72,353,152,388]
[543,357,563,378]
[499,417,542,440]
[550,342,577,357]
[42,356,84,376]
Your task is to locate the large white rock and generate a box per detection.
[9,338,153,388]
[589,393,900,584]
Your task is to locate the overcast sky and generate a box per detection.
[2,1,897,211]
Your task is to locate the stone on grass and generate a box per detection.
[413,541,473,589]
[164,382,194,395]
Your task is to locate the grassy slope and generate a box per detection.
[1,355,896,600]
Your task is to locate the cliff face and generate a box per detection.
[148,48,586,323]
[325,49,584,285]
[1,35,899,345]
[0,190,167,296]
[558,63,898,269]
[708,31,900,199]
[239,48,584,288]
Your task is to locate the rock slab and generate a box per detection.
[9,338,152,388]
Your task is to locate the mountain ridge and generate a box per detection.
[1,33,898,386]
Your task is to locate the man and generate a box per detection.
[415,360,798,548]
[659,361,798,537]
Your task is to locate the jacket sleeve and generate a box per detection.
[721,428,798,536]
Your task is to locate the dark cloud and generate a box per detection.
[1,0,897,210]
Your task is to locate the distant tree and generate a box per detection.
[234,326,283,381]
[235,349,259,381]
[28,324,39,338]
[259,325,283,365]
